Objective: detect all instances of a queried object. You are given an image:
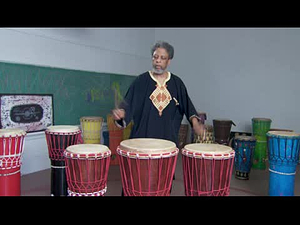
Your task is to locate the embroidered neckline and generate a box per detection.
[148,71,172,116]
[148,71,171,87]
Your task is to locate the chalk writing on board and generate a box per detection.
[85,87,112,103]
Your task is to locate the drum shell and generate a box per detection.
[213,120,235,145]
[0,132,26,196]
[182,152,234,196]
[109,130,123,165]
[252,141,268,170]
[269,163,296,196]
[267,132,300,196]
[45,131,81,161]
[80,117,103,144]
[0,135,25,168]
[45,128,81,196]
[233,138,256,179]
[0,167,21,196]
[117,142,178,196]
[123,122,133,140]
[50,160,67,196]
[252,118,272,141]
[64,153,110,195]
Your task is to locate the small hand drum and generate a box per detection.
[0,128,26,196]
[182,143,235,196]
[64,144,111,196]
[117,138,179,196]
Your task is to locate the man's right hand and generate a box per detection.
[112,109,125,121]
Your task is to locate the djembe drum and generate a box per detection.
[233,135,256,180]
[267,131,300,196]
[252,118,272,170]
[45,125,81,196]
[117,138,179,196]
[80,116,103,144]
[0,128,26,196]
[182,143,235,196]
[64,144,111,196]
[213,119,236,145]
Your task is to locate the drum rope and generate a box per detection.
[0,169,20,176]
[67,186,107,196]
[269,168,296,176]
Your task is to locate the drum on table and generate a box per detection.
[0,128,26,196]
[80,116,103,144]
[45,125,81,196]
[233,135,256,180]
[182,143,235,196]
[117,138,179,196]
[267,131,300,196]
[213,119,236,145]
[64,144,111,196]
[252,118,272,170]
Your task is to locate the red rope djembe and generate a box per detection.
[45,125,81,196]
[0,128,26,196]
[182,143,235,196]
[64,144,111,196]
[117,138,179,196]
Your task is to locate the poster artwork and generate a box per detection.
[0,94,53,133]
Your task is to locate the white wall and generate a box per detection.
[155,28,300,133]
[0,28,156,175]
[0,28,155,75]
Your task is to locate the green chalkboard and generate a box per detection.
[0,62,136,125]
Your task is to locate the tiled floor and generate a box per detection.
[20,153,300,196]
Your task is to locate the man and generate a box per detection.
[112,41,205,196]
[112,41,205,144]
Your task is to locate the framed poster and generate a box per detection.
[0,94,54,133]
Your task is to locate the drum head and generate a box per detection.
[0,128,26,137]
[252,117,272,122]
[213,118,232,122]
[182,143,235,159]
[267,130,300,138]
[46,125,80,133]
[65,144,111,158]
[80,116,103,122]
[235,135,256,141]
[119,138,177,154]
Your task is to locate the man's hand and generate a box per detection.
[112,109,125,121]
[191,117,206,137]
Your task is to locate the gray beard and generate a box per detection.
[152,68,165,75]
